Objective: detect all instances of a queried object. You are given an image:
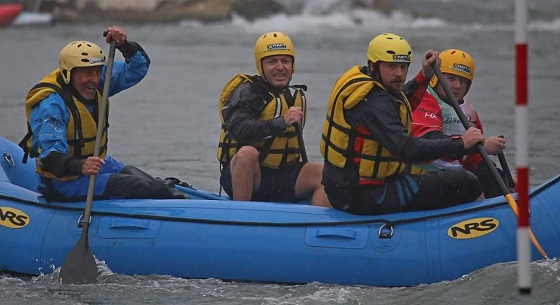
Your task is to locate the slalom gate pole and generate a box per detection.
[515,0,531,295]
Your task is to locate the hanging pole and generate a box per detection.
[515,0,531,295]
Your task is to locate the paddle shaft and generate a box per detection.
[431,65,512,196]
[294,123,308,163]
[82,40,116,232]
[431,63,548,258]
[497,135,515,188]
[60,39,117,284]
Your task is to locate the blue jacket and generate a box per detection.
[28,42,150,177]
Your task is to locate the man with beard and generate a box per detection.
[320,33,485,215]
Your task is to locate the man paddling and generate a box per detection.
[21,26,185,201]
[320,33,484,215]
[217,32,330,207]
[410,49,510,198]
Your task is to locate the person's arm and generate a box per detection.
[473,109,506,156]
[29,94,83,177]
[41,152,83,177]
[104,41,150,97]
[100,26,150,96]
[405,49,439,110]
[403,71,430,110]
[356,91,467,163]
[224,83,286,144]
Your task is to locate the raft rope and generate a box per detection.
[1,176,557,242]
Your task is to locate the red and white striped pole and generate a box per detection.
[515,0,531,295]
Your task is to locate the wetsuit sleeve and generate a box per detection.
[29,93,83,177]
[30,93,70,159]
[353,91,467,163]
[223,83,286,143]
[41,152,83,177]
[403,71,430,111]
[104,41,150,97]
[117,41,147,61]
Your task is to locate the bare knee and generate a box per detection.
[295,163,331,207]
[296,162,323,188]
[229,146,261,201]
[232,146,259,168]
[311,185,332,208]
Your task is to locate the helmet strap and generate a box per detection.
[61,70,71,84]
[367,61,382,83]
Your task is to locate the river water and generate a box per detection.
[1,0,560,304]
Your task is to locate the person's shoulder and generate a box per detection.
[366,85,391,100]
[227,76,267,105]
[40,92,66,107]
[231,79,256,98]
[241,76,270,95]
[30,93,66,118]
[227,74,260,89]
[461,97,478,109]
[419,91,439,106]
[236,80,254,91]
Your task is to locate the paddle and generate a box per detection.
[294,123,308,163]
[431,62,548,259]
[59,37,117,284]
[497,135,516,189]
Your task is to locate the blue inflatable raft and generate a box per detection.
[1,136,558,286]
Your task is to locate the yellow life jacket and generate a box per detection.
[217,74,306,169]
[22,69,108,180]
[320,66,412,183]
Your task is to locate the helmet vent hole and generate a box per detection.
[386,50,395,55]
[81,59,89,63]
[81,52,88,56]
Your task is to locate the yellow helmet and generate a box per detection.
[429,49,475,89]
[59,41,106,84]
[254,32,295,76]
[441,49,475,81]
[366,33,413,64]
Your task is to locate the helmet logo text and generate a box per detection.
[89,57,105,65]
[393,55,410,62]
[452,63,471,75]
[448,217,498,239]
[267,43,287,51]
[0,207,30,229]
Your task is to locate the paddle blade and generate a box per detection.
[60,235,97,284]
